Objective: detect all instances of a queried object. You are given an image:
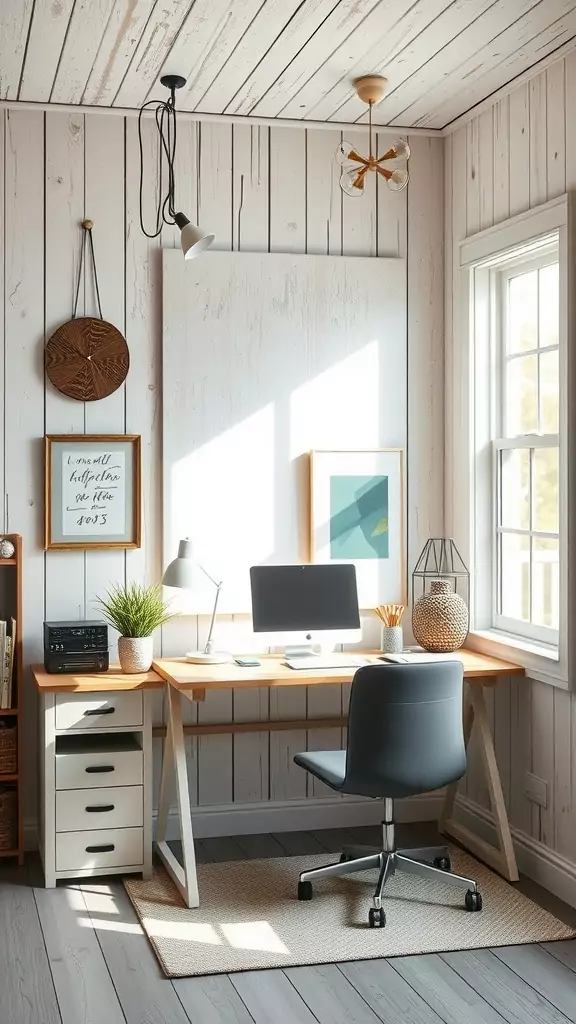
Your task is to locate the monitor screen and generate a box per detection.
[250,564,360,633]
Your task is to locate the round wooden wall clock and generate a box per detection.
[45,220,129,402]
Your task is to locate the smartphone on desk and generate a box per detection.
[235,657,261,667]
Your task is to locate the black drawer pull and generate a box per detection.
[84,706,115,716]
[85,765,115,774]
[85,804,115,813]
[85,844,115,853]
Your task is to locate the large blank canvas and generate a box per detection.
[162,249,406,613]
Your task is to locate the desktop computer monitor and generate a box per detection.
[249,564,362,653]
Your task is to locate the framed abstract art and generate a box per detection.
[309,449,405,608]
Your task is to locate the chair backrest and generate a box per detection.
[342,661,466,798]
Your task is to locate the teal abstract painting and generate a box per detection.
[329,475,389,560]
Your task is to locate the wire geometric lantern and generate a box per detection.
[412,538,470,609]
[336,76,410,198]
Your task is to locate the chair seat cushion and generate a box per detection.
[293,750,346,790]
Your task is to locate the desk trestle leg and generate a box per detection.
[156,686,200,908]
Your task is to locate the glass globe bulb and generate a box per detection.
[335,140,357,167]
[387,168,409,192]
[340,168,365,197]
[390,139,411,161]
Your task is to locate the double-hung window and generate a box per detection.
[452,196,572,684]
[494,251,559,646]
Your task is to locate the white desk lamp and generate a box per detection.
[162,539,231,664]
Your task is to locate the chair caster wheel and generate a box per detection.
[434,855,451,871]
[339,853,350,863]
[366,909,385,933]
[298,880,313,901]
[465,889,483,912]
[368,907,386,928]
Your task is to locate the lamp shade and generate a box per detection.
[162,538,196,589]
[174,212,215,260]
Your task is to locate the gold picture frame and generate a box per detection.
[45,434,141,550]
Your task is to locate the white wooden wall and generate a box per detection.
[0,109,444,832]
[446,52,576,864]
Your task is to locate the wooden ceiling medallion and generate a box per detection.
[45,221,129,402]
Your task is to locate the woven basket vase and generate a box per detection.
[412,579,469,653]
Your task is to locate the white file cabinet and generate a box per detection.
[35,668,159,888]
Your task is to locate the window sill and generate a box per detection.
[467,629,567,689]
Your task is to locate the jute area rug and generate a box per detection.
[124,846,575,978]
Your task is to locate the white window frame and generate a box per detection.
[492,248,559,646]
[448,195,575,689]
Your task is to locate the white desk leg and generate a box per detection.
[155,685,199,908]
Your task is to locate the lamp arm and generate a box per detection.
[198,563,222,589]
[204,581,222,655]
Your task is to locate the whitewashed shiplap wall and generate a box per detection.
[0,108,444,832]
[446,52,576,871]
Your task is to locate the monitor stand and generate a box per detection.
[284,643,316,659]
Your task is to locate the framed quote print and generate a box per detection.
[309,449,405,608]
[45,435,141,550]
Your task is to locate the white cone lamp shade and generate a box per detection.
[162,539,230,664]
[174,213,215,260]
[162,538,196,588]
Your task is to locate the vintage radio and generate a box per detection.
[44,620,109,674]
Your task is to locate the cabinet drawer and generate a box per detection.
[56,786,143,832]
[56,826,143,872]
[55,691,143,731]
[56,747,143,790]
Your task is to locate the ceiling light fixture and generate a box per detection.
[138,74,215,258]
[336,76,410,198]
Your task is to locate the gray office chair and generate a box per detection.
[294,661,483,928]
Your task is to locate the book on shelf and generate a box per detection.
[0,619,16,709]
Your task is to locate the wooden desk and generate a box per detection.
[154,649,524,907]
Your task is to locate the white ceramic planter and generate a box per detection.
[118,635,154,674]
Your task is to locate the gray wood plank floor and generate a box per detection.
[1,825,575,1024]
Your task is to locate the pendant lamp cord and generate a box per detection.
[138,87,178,238]
[73,221,103,320]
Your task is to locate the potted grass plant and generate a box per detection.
[97,582,173,673]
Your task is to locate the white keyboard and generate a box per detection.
[284,656,368,671]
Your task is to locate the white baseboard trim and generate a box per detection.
[154,793,443,840]
[455,795,576,910]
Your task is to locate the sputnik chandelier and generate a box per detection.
[336,76,410,197]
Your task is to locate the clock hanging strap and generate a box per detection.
[72,219,103,320]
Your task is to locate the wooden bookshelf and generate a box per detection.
[0,534,22,864]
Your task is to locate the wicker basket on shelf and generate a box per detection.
[0,787,17,850]
[0,722,17,774]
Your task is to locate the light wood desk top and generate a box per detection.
[153,648,525,697]
[32,664,163,692]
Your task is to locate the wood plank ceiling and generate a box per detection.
[1,0,576,130]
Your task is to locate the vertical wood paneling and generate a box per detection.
[510,679,532,835]
[493,97,510,225]
[232,124,269,253]
[406,137,444,573]
[44,112,86,621]
[84,114,126,617]
[529,73,547,207]
[466,118,480,236]
[508,84,530,217]
[377,132,407,259]
[553,687,574,858]
[305,129,342,256]
[478,109,494,231]
[4,109,46,823]
[530,680,555,845]
[546,60,566,199]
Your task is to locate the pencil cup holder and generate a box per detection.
[381,625,403,654]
